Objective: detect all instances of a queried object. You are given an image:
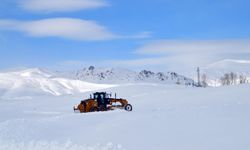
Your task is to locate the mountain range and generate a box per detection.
[0,60,249,98]
[0,67,195,98]
[74,66,195,85]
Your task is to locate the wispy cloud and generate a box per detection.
[0,18,151,41]
[0,18,117,41]
[124,31,153,39]
[50,40,250,74]
[112,40,250,74]
[136,40,250,55]
[19,0,108,13]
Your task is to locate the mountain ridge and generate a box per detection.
[74,66,195,86]
[0,68,116,98]
[0,67,195,98]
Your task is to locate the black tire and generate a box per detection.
[124,104,133,111]
[99,105,107,111]
[82,102,87,112]
[90,107,99,112]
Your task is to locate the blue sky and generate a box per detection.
[0,0,250,74]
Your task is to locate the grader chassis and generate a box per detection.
[74,92,132,113]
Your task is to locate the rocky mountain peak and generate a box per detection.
[74,66,195,86]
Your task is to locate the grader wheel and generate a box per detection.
[124,104,133,111]
[90,107,99,112]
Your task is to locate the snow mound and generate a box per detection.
[0,68,116,97]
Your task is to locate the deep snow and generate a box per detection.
[0,83,250,150]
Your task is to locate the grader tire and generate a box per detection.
[124,104,133,111]
[90,107,99,112]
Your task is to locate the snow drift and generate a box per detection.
[0,68,115,97]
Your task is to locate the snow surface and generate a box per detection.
[0,83,250,150]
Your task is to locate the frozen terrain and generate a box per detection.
[201,59,250,86]
[0,68,116,98]
[0,82,250,150]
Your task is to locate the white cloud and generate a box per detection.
[136,40,250,55]
[0,18,151,41]
[113,40,250,75]
[51,40,250,74]
[0,18,117,41]
[19,0,108,13]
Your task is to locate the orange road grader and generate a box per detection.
[74,92,132,113]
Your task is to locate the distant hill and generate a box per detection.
[0,68,115,98]
[201,59,250,86]
[74,66,195,86]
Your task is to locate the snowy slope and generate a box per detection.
[0,83,249,150]
[206,59,250,73]
[201,59,250,86]
[0,68,116,98]
[0,67,195,98]
[74,66,195,85]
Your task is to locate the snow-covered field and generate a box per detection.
[0,83,250,150]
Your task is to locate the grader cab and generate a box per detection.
[74,92,132,113]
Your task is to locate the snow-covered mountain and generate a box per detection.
[74,66,195,85]
[0,68,115,98]
[201,59,250,86]
[205,59,250,73]
[0,67,195,98]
